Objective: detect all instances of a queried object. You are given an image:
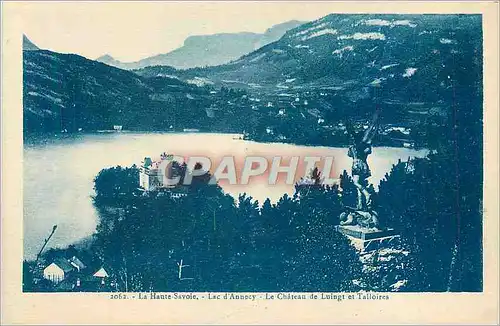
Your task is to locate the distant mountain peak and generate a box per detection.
[135,13,481,99]
[264,20,305,34]
[97,54,114,61]
[96,54,127,67]
[23,35,40,51]
[97,20,307,70]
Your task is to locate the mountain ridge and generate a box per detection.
[137,14,481,99]
[23,35,40,51]
[24,14,482,149]
[23,49,258,135]
[97,20,305,70]
[133,14,482,146]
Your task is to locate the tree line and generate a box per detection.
[89,129,482,292]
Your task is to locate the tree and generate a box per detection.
[92,163,241,292]
[378,153,481,291]
[377,26,482,292]
[90,163,367,293]
[283,173,360,291]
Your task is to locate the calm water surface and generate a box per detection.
[24,132,428,259]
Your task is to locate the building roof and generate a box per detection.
[93,267,109,278]
[143,157,153,168]
[52,258,75,273]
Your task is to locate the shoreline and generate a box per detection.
[23,130,423,150]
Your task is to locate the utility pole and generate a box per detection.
[177,259,193,281]
[213,209,216,231]
[34,225,57,267]
[29,225,57,289]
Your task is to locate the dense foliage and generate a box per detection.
[90,167,362,292]
[23,14,483,293]
[377,27,483,291]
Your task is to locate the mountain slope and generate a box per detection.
[97,20,305,70]
[138,14,481,98]
[23,50,216,133]
[24,50,261,134]
[135,14,482,146]
[25,14,482,149]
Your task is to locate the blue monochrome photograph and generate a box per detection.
[21,11,483,294]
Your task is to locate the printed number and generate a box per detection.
[110,293,128,299]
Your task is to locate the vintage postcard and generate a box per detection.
[1,1,499,324]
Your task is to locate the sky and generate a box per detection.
[17,2,344,62]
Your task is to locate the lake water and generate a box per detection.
[23,132,428,259]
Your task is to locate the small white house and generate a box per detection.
[93,267,109,278]
[43,258,75,284]
[93,267,109,285]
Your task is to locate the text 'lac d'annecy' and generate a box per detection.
[125,292,390,301]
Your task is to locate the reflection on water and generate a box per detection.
[23,132,428,259]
